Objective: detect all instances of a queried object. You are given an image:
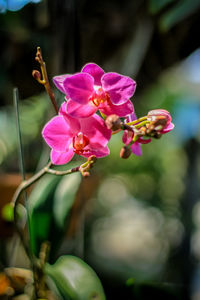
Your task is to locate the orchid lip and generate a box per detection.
[89,88,110,107]
[73,132,90,152]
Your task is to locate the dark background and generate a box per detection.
[1,1,200,299]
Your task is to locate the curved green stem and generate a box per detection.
[126,116,147,126]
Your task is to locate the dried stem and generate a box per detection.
[112,118,147,135]
[12,158,97,227]
[46,166,80,175]
[33,47,59,114]
[126,116,147,126]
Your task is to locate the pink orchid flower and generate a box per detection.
[122,113,151,156]
[53,63,136,118]
[42,102,112,165]
[147,109,174,133]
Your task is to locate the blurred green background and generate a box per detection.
[0,0,200,299]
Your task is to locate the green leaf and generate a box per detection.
[1,203,14,222]
[53,172,81,230]
[148,0,175,15]
[50,172,82,259]
[28,163,82,259]
[28,173,61,256]
[45,255,106,300]
[159,0,200,31]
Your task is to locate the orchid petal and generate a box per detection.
[66,98,97,118]
[147,109,172,125]
[81,145,110,158]
[63,73,94,104]
[161,122,175,133]
[59,101,81,133]
[100,99,134,117]
[131,142,142,156]
[81,63,105,86]
[122,130,134,146]
[126,112,137,123]
[102,72,136,105]
[53,74,70,94]
[80,114,112,147]
[51,149,74,165]
[138,137,151,144]
[42,116,72,152]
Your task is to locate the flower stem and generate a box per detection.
[34,47,59,114]
[134,120,149,128]
[112,117,148,135]
[12,159,92,297]
[126,116,147,126]
[46,165,80,175]
[12,158,96,225]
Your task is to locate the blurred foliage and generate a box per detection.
[148,0,200,31]
[45,255,106,300]
[28,166,81,260]
[0,0,200,299]
[0,93,50,171]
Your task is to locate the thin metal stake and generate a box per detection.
[13,88,26,182]
[13,87,30,245]
[13,88,38,299]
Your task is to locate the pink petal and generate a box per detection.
[102,72,136,105]
[63,73,94,104]
[122,130,133,145]
[161,122,175,134]
[79,114,112,147]
[51,149,74,165]
[53,74,70,94]
[81,63,105,86]
[147,109,172,125]
[138,137,151,144]
[100,99,134,117]
[42,116,73,152]
[131,142,142,156]
[59,101,81,133]
[81,145,110,158]
[126,112,137,123]
[66,98,97,118]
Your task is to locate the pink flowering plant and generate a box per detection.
[42,102,112,165]
[53,63,135,119]
[10,47,174,299]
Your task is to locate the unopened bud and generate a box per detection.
[147,109,171,124]
[82,171,90,177]
[146,125,162,138]
[32,70,41,80]
[150,116,167,128]
[105,114,121,131]
[88,155,97,163]
[120,146,131,159]
[153,132,162,139]
[134,126,146,137]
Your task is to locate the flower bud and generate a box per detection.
[134,126,146,137]
[147,109,171,125]
[82,171,90,177]
[88,155,97,163]
[32,70,41,80]
[120,146,131,159]
[105,114,121,131]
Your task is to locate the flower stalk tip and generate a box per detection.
[79,155,97,177]
[105,114,121,131]
[120,146,132,159]
[33,47,59,114]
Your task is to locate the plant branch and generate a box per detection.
[32,47,59,114]
[126,116,147,126]
[46,166,80,175]
[12,157,97,225]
